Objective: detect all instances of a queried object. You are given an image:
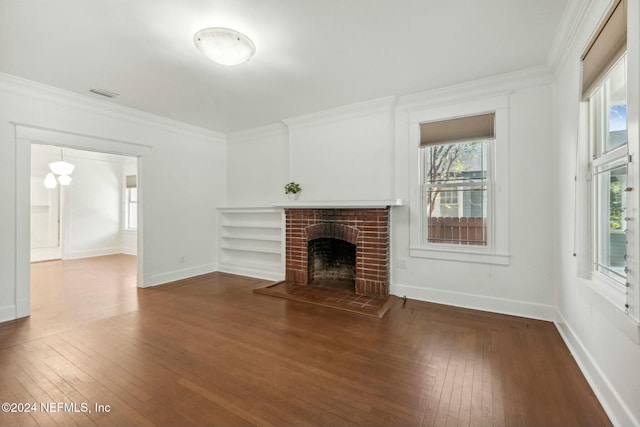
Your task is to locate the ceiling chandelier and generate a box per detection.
[44,150,75,189]
[193,27,256,66]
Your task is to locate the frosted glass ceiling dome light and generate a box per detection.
[49,160,75,176]
[194,27,256,66]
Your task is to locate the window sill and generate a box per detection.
[578,276,640,344]
[409,247,510,266]
[122,229,137,234]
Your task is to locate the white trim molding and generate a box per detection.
[272,199,404,209]
[217,263,284,282]
[144,263,218,288]
[14,122,153,157]
[226,122,289,144]
[391,282,555,321]
[396,66,552,112]
[0,72,224,142]
[0,305,17,324]
[547,0,599,75]
[283,96,397,130]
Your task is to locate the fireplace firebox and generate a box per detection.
[284,207,390,297]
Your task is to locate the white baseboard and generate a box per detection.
[143,263,218,287]
[217,262,285,282]
[65,247,121,259]
[554,310,639,427]
[16,298,30,319]
[0,304,16,323]
[391,282,555,321]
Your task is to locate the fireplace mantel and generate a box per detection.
[272,199,404,209]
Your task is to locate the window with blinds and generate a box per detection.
[582,0,629,294]
[420,113,494,246]
[125,175,138,230]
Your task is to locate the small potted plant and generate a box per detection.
[284,182,301,200]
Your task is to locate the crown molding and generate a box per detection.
[282,96,397,130]
[225,122,289,144]
[396,66,553,112]
[0,72,226,143]
[547,0,600,76]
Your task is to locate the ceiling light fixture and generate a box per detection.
[49,160,75,176]
[44,149,75,188]
[44,173,58,189]
[194,27,255,66]
[57,175,72,186]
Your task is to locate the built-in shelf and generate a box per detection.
[221,234,281,242]
[221,223,281,229]
[272,199,404,208]
[217,201,403,281]
[220,245,282,255]
[217,207,285,281]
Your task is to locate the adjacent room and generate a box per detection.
[0,1,639,426]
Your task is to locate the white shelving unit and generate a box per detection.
[217,207,285,281]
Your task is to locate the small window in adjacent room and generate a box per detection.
[125,175,138,230]
[420,113,494,247]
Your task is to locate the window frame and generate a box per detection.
[124,175,138,231]
[587,55,629,302]
[408,96,510,265]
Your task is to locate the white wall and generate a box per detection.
[225,70,556,319]
[226,124,289,205]
[0,73,226,322]
[285,97,396,201]
[31,145,139,258]
[551,1,640,426]
[225,98,397,206]
[61,148,123,259]
[393,76,556,320]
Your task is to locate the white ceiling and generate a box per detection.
[0,0,568,133]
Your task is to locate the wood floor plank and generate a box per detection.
[0,255,613,427]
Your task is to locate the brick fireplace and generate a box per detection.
[284,207,390,297]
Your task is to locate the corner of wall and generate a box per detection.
[554,309,640,427]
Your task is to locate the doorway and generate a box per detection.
[30,144,139,263]
[15,124,151,319]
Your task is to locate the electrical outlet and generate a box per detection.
[397,257,408,269]
[180,256,185,263]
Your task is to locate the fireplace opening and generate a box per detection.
[285,208,390,296]
[308,237,356,292]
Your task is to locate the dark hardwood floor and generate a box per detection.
[0,255,611,426]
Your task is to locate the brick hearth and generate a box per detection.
[284,207,390,297]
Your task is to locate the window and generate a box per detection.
[125,175,137,230]
[420,113,494,247]
[422,140,489,245]
[408,98,509,265]
[581,0,628,299]
[589,56,628,288]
